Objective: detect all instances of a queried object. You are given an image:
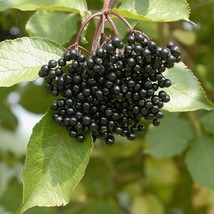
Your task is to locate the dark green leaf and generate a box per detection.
[81,158,112,197]
[146,113,194,158]
[163,62,214,112]
[17,110,93,214]
[0,37,65,87]
[185,136,214,188]
[19,83,55,114]
[82,201,123,214]
[0,101,18,130]
[114,0,191,22]
[26,11,80,45]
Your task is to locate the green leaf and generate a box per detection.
[81,158,112,197]
[146,113,194,158]
[163,62,214,112]
[0,37,65,87]
[201,112,214,136]
[172,29,196,46]
[17,110,93,214]
[145,158,179,187]
[131,195,165,214]
[0,0,88,13]
[0,162,15,199]
[26,11,80,45]
[185,136,214,188]
[82,201,123,214]
[19,82,56,114]
[0,101,18,130]
[103,135,141,158]
[114,0,191,22]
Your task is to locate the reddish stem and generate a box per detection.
[91,14,106,53]
[108,10,133,32]
[103,0,112,11]
[74,11,103,49]
[106,14,119,37]
[91,16,103,51]
[67,44,90,54]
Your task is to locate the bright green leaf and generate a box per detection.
[17,110,93,214]
[0,0,88,13]
[201,112,214,136]
[185,136,214,188]
[0,37,65,87]
[163,62,214,112]
[26,11,80,45]
[146,113,194,158]
[114,0,191,22]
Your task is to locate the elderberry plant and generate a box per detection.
[38,10,181,145]
[1,0,214,213]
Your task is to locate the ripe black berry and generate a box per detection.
[38,25,181,145]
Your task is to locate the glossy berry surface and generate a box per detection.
[38,33,181,145]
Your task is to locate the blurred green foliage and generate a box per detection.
[1,0,214,213]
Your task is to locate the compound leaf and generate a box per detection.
[163,62,214,112]
[0,37,65,87]
[17,110,93,214]
[185,136,214,188]
[114,0,191,22]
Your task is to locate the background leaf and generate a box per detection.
[82,201,123,214]
[114,0,191,22]
[0,101,18,130]
[26,11,80,46]
[0,0,88,13]
[146,113,195,158]
[17,110,93,214]
[0,37,65,87]
[163,62,214,112]
[19,82,56,114]
[185,136,214,188]
[200,112,214,136]
[131,195,165,214]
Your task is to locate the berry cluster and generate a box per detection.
[39,32,181,145]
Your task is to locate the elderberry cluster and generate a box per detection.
[38,32,181,145]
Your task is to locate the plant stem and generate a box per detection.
[188,111,202,136]
[67,44,90,54]
[157,23,165,46]
[106,14,119,37]
[108,10,133,32]
[103,0,112,11]
[91,16,104,53]
[74,11,103,49]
